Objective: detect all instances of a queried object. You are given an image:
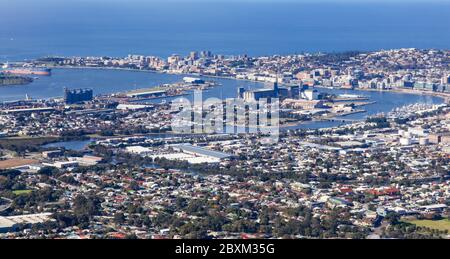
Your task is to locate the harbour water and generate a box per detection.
[0,1,447,130]
[0,68,444,130]
[42,139,93,151]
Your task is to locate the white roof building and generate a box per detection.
[0,213,54,233]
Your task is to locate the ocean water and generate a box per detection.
[0,1,450,61]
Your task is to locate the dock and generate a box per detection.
[322,109,366,122]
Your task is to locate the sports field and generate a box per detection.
[12,190,33,195]
[405,219,450,232]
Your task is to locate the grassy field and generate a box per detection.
[12,190,32,195]
[405,219,450,232]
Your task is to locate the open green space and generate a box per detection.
[404,219,450,232]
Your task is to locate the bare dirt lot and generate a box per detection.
[0,158,38,169]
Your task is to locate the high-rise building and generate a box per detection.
[189,51,199,60]
[167,54,181,64]
[200,51,212,58]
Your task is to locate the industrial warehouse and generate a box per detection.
[127,143,234,164]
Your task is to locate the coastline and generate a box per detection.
[51,65,450,101]
[0,74,34,87]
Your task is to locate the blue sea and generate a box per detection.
[0,0,449,61]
